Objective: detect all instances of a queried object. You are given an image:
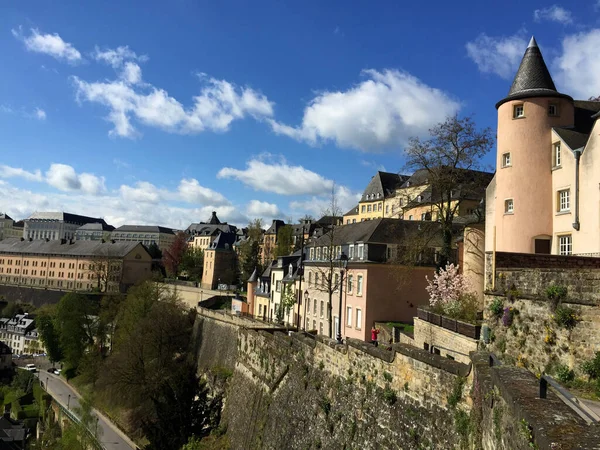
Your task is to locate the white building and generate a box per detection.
[0,313,45,356]
[24,212,109,241]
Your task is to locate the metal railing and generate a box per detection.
[573,252,600,258]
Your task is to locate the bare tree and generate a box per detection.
[404,115,494,266]
[308,186,345,338]
[90,246,124,292]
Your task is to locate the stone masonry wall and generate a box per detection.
[413,318,478,364]
[483,292,600,377]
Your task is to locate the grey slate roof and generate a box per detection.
[310,218,444,247]
[400,169,430,188]
[27,211,109,226]
[77,222,115,232]
[207,232,237,250]
[265,219,285,235]
[554,128,590,151]
[360,171,408,202]
[0,214,13,221]
[207,211,221,225]
[0,238,145,258]
[114,225,174,234]
[247,267,259,283]
[496,37,572,108]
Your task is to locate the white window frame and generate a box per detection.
[356,308,362,330]
[558,235,572,255]
[513,104,524,118]
[502,152,511,168]
[357,275,363,296]
[357,244,364,260]
[346,306,352,327]
[558,189,570,212]
[349,244,354,259]
[554,142,561,167]
[504,199,514,214]
[347,275,353,294]
[549,103,559,117]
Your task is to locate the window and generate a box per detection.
[421,213,426,221]
[417,195,422,202]
[502,153,511,168]
[323,246,329,260]
[308,272,312,286]
[349,245,354,259]
[513,104,524,118]
[313,320,317,331]
[558,235,572,255]
[316,247,321,260]
[347,275,353,293]
[334,273,339,289]
[385,205,389,214]
[378,203,382,211]
[504,199,514,214]
[361,205,366,213]
[356,308,362,330]
[408,215,413,220]
[367,204,372,212]
[319,322,323,335]
[309,248,314,260]
[549,103,559,117]
[313,299,317,314]
[346,306,352,326]
[558,189,570,212]
[315,273,319,286]
[357,275,363,295]
[357,244,364,260]
[320,301,324,318]
[554,142,561,167]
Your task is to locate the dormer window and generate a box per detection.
[376,193,380,198]
[417,195,422,202]
[406,181,411,187]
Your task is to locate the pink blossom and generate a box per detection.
[426,263,472,308]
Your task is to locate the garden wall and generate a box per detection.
[413,318,478,364]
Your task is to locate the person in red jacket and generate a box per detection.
[371,324,380,347]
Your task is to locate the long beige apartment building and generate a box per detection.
[0,238,152,293]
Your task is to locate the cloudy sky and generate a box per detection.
[1,1,600,228]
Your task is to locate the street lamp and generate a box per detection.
[337,252,348,343]
[67,394,71,410]
[303,290,309,331]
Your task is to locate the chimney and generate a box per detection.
[69,239,74,245]
[28,237,32,242]
[60,238,66,245]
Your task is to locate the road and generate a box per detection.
[35,371,136,450]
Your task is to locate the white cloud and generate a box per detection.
[465,33,528,79]
[0,165,43,182]
[73,70,273,138]
[554,29,600,99]
[289,185,361,218]
[268,69,459,151]
[246,200,281,218]
[217,155,334,196]
[34,108,46,120]
[177,178,229,205]
[0,163,105,195]
[533,5,573,24]
[92,45,147,68]
[112,158,130,169]
[45,163,106,194]
[12,27,81,63]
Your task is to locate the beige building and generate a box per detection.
[0,238,152,293]
[486,37,600,255]
[0,314,45,356]
[186,211,237,251]
[111,225,175,251]
[201,232,237,290]
[0,215,24,240]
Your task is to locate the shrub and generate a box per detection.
[546,285,567,309]
[319,396,331,416]
[553,306,580,329]
[426,264,480,322]
[555,364,575,383]
[489,298,504,318]
[448,377,465,408]
[383,371,393,383]
[502,307,515,327]
[581,352,600,381]
[383,385,397,405]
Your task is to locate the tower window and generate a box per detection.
[504,199,514,214]
[513,104,525,119]
[502,153,511,168]
[548,103,559,117]
[554,143,561,167]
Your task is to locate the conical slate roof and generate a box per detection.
[247,267,259,283]
[496,37,572,108]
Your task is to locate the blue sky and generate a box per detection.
[1,1,599,228]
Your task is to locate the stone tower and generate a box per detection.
[493,37,574,254]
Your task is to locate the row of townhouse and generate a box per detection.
[247,219,451,342]
[0,238,152,293]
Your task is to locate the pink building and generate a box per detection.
[486,37,600,256]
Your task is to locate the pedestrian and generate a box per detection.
[371,324,380,347]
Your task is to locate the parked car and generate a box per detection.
[47,367,56,373]
[25,364,37,372]
[53,369,61,375]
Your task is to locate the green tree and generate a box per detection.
[54,293,97,371]
[180,247,204,281]
[404,115,493,266]
[35,305,63,364]
[146,242,163,259]
[58,397,102,450]
[274,225,293,257]
[163,232,189,277]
